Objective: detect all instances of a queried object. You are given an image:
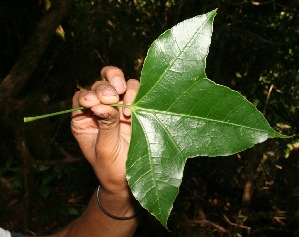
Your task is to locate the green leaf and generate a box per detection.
[126,9,286,228]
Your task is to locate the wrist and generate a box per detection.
[99,177,132,198]
[98,184,141,220]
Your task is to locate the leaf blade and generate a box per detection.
[126,9,286,229]
[127,10,218,228]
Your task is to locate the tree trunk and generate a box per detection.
[0,0,73,230]
[0,0,73,98]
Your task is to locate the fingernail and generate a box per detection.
[84,93,97,101]
[102,89,117,96]
[112,77,125,92]
[123,107,131,117]
[98,113,110,119]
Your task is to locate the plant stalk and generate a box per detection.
[23,103,128,123]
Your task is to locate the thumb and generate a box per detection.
[87,81,121,161]
[91,104,128,189]
[91,103,121,163]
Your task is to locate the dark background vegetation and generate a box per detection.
[0,0,298,236]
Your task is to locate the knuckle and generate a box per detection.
[98,116,118,130]
[91,81,110,90]
[101,66,125,82]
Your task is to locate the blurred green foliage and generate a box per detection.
[0,0,298,236]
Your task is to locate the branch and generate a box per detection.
[188,219,227,233]
[263,83,275,115]
[0,0,73,98]
[223,214,251,231]
[186,207,228,233]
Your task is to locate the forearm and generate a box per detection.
[23,189,138,237]
[57,188,139,237]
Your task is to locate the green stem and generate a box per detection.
[23,103,129,123]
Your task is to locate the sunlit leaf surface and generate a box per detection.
[126,9,285,228]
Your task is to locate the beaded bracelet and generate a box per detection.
[96,185,141,220]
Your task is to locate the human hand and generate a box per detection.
[71,66,139,198]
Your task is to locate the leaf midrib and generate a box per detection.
[135,15,210,106]
[132,113,163,219]
[132,107,273,135]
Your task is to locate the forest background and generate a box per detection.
[0,0,298,236]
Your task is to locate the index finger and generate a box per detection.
[101,66,127,94]
[123,79,140,117]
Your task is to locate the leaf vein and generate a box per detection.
[133,113,163,215]
[135,16,210,105]
[137,108,270,134]
[152,113,184,158]
[166,79,200,111]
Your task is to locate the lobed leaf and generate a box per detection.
[126,9,286,228]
